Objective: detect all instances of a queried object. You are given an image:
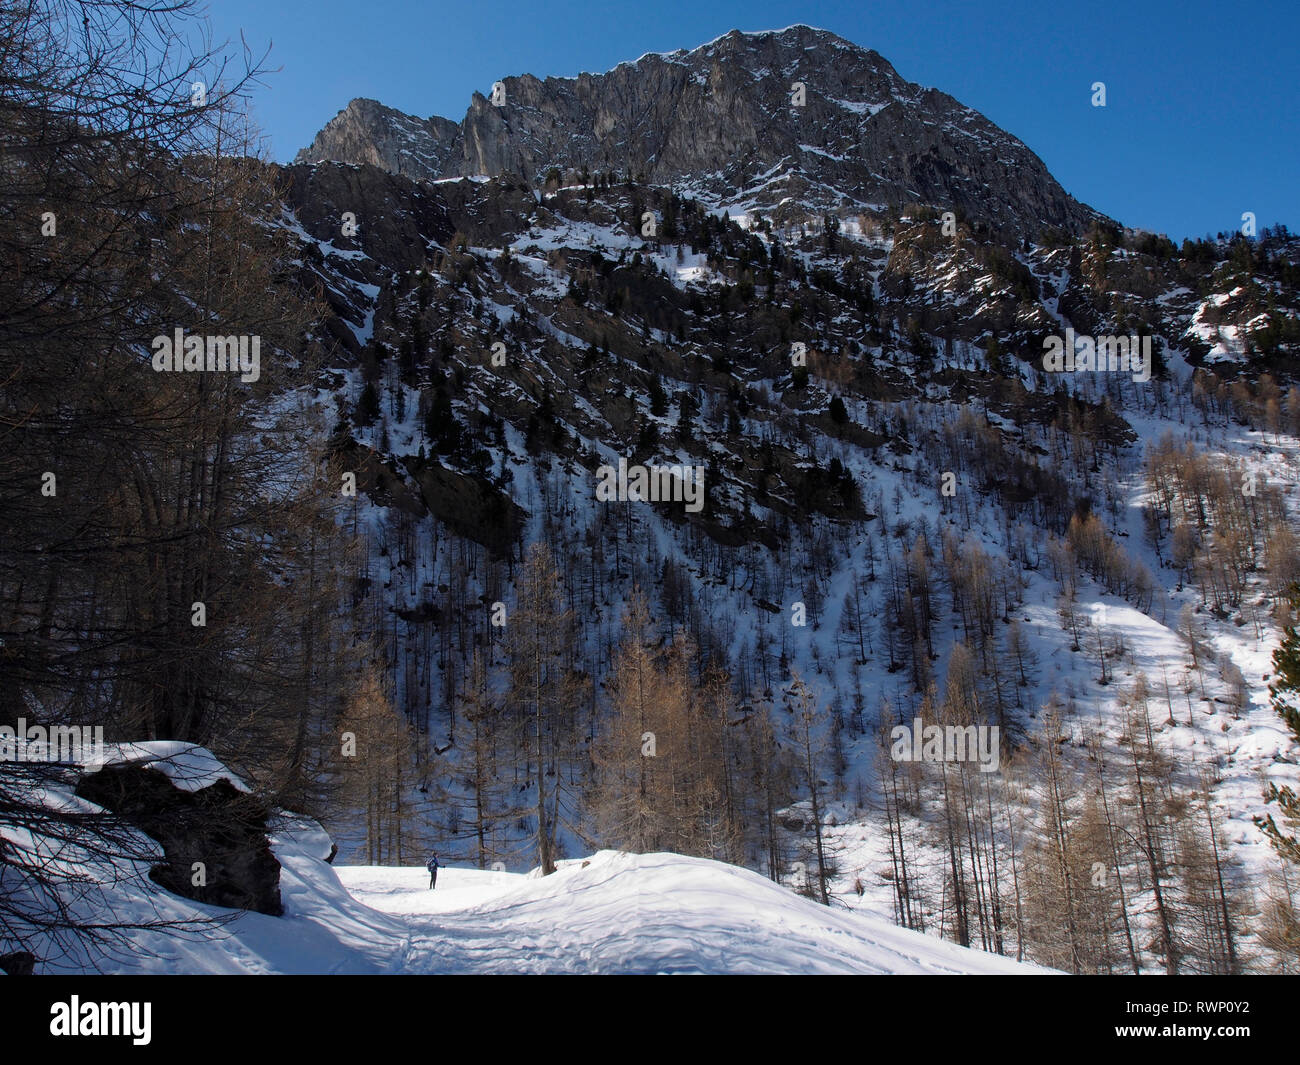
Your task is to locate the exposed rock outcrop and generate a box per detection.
[76,759,283,917]
[296,26,1100,237]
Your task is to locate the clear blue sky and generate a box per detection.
[206,0,1297,242]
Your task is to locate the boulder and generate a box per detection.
[76,763,283,917]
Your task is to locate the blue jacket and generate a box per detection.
[426,856,439,872]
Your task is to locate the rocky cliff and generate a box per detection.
[296,25,1100,237]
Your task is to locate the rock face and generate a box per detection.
[76,764,283,917]
[296,25,1100,236]
[297,97,465,186]
[278,160,459,356]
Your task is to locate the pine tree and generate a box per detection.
[504,543,583,876]
[648,375,668,417]
[337,664,418,865]
[784,673,833,905]
[592,591,665,851]
[1257,588,1300,865]
[357,380,381,425]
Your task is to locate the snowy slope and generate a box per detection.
[334,851,1052,974]
[17,781,1048,973]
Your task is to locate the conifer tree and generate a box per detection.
[1257,589,1300,865]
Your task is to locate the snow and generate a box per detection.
[6,721,1054,973]
[16,760,1052,973]
[1186,285,1260,363]
[799,143,848,161]
[832,98,889,118]
[88,741,251,793]
[255,148,1300,974]
[331,850,1054,974]
[684,25,836,57]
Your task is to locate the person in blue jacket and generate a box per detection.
[426,853,439,890]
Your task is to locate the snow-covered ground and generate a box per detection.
[259,178,1300,972]
[333,852,1051,974]
[11,773,1049,972]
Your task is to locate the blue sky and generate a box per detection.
[206,0,1297,241]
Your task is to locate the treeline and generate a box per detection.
[880,675,1291,973]
[0,0,399,959]
[1190,369,1300,437]
[344,543,818,881]
[1143,431,1292,613]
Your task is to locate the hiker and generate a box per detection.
[426,853,439,890]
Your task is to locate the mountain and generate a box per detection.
[260,27,1300,978]
[296,25,1100,237]
[9,9,1300,977]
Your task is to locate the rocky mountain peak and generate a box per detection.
[296,26,1100,237]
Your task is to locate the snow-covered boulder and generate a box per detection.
[75,742,282,916]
